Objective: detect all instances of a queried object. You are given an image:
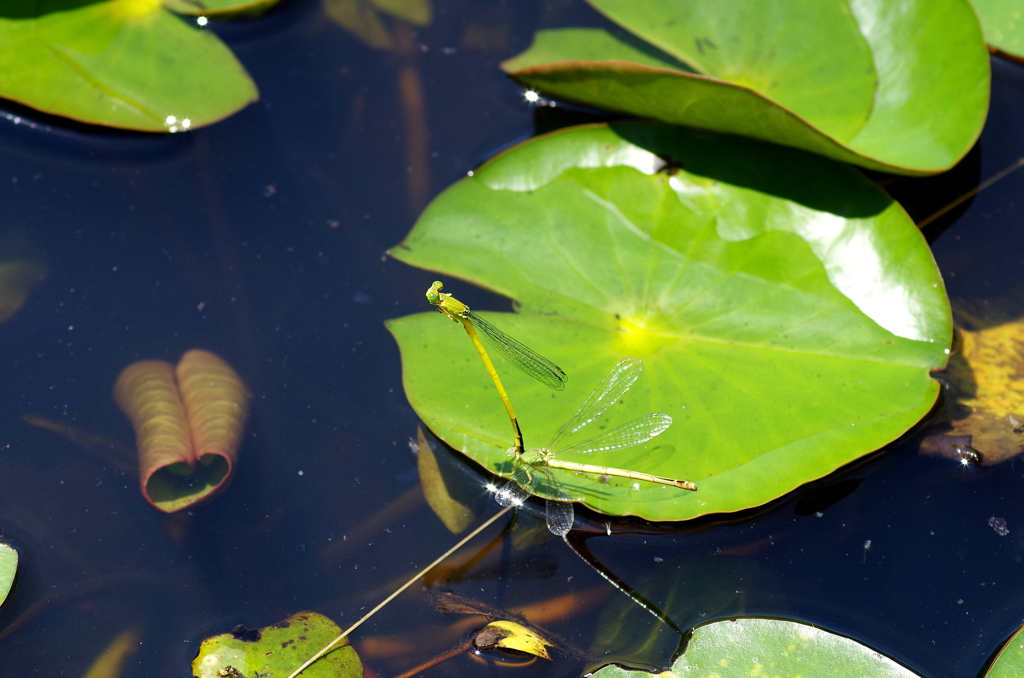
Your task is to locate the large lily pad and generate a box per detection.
[387,121,950,522]
[972,0,1024,59]
[0,0,258,132]
[590,618,920,678]
[502,0,989,176]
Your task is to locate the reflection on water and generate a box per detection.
[0,2,1023,677]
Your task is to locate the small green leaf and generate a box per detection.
[0,542,17,608]
[972,0,1024,58]
[387,121,951,522]
[0,1,258,131]
[590,618,921,678]
[503,0,989,175]
[192,611,362,678]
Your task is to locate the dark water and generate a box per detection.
[0,2,1023,677]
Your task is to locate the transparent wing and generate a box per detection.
[466,312,567,391]
[554,413,673,458]
[545,496,574,537]
[533,466,574,536]
[494,462,533,508]
[547,358,643,450]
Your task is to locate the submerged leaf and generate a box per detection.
[192,611,362,678]
[82,627,142,678]
[0,542,16,608]
[924,318,1024,464]
[590,618,920,678]
[474,621,552,659]
[372,0,430,25]
[416,426,475,534]
[0,1,258,131]
[324,0,394,49]
[0,260,47,324]
[23,414,136,472]
[387,121,950,522]
[114,349,250,512]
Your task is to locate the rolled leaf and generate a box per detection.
[114,350,248,512]
[176,349,250,475]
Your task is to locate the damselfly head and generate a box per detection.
[425,281,444,304]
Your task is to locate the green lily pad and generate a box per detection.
[163,0,284,18]
[0,542,16,608]
[387,121,951,522]
[590,617,921,678]
[986,623,1024,677]
[0,0,258,132]
[972,0,1024,58]
[192,611,362,678]
[502,0,989,176]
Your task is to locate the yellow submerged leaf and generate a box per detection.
[0,261,47,324]
[927,318,1024,464]
[323,0,393,50]
[474,620,551,660]
[371,0,431,26]
[416,425,474,534]
[82,626,142,678]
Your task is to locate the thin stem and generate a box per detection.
[918,156,1024,229]
[284,506,512,678]
[392,638,474,678]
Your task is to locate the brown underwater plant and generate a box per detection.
[114,349,249,512]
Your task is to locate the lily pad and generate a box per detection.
[972,0,1024,59]
[387,121,951,522]
[192,611,362,678]
[986,622,1024,678]
[590,617,920,678]
[502,0,989,175]
[0,0,258,132]
[0,542,16,608]
[163,0,284,18]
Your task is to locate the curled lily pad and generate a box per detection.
[114,349,250,512]
[590,618,921,678]
[387,121,951,522]
[503,0,989,175]
[0,0,258,131]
